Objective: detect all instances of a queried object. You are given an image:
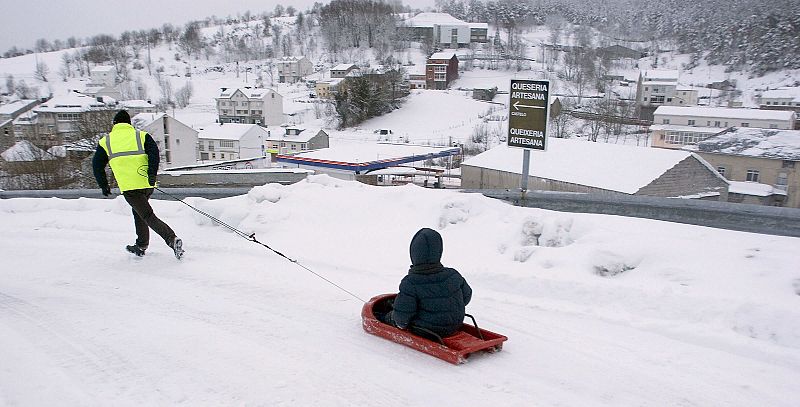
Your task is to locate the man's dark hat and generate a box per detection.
[113,110,131,124]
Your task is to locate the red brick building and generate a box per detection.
[426,52,459,90]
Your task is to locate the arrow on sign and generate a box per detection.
[513,101,546,111]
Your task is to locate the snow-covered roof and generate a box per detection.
[654,106,795,121]
[462,139,700,194]
[468,22,489,29]
[366,167,420,176]
[91,65,115,72]
[35,92,111,113]
[266,128,325,143]
[727,180,787,197]
[131,112,167,128]
[760,87,800,101]
[198,123,268,141]
[685,127,800,160]
[641,70,679,81]
[317,78,344,86]
[1,140,54,161]
[217,87,277,99]
[643,81,679,87]
[649,124,723,133]
[429,52,456,60]
[404,12,472,27]
[121,100,155,109]
[331,63,357,71]
[281,143,458,166]
[0,99,37,115]
[277,56,307,63]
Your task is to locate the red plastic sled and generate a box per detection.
[361,293,508,364]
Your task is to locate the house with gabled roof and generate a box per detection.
[197,123,269,162]
[277,56,313,83]
[132,113,198,167]
[264,126,329,155]
[683,127,800,207]
[215,87,283,126]
[462,138,728,200]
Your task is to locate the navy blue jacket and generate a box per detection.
[391,228,472,337]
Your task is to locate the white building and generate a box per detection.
[197,123,269,162]
[29,92,115,146]
[90,66,117,87]
[757,87,800,109]
[216,87,283,126]
[276,56,313,83]
[636,70,698,108]
[121,100,156,116]
[264,126,329,154]
[461,140,728,199]
[80,85,122,102]
[651,106,797,149]
[330,64,359,79]
[402,13,489,48]
[132,113,198,167]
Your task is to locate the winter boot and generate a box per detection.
[126,244,147,257]
[170,237,184,260]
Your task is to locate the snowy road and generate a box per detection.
[1,178,799,406]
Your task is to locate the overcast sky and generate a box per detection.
[1,0,436,52]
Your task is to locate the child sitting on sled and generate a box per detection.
[380,227,472,338]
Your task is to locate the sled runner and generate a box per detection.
[361,293,507,365]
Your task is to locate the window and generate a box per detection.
[163,117,169,134]
[714,121,721,127]
[662,119,670,124]
[667,97,672,102]
[746,169,759,182]
[782,160,796,168]
[200,152,209,160]
[208,141,215,151]
[434,65,446,72]
[650,95,665,104]
[766,101,771,105]
[291,144,297,150]
[643,97,648,101]
[652,87,659,93]
[164,135,170,146]
[165,151,171,164]
[434,73,446,81]
[220,140,235,148]
[301,143,307,150]
[688,119,696,126]
[644,87,648,91]
[776,172,788,190]
[717,166,726,177]
[770,124,778,129]
[221,153,225,159]
[741,122,749,127]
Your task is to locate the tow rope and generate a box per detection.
[154,186,366,303]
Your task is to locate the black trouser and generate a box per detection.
[122,188,176,249]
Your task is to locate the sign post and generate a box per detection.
[508,79,550,195]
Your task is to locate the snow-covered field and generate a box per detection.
[1,176,799,406]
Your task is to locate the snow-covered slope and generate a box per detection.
[1,176,798,405]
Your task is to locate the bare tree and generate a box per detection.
[34,61,50,82]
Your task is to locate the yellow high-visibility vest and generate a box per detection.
[99,123,152,192]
